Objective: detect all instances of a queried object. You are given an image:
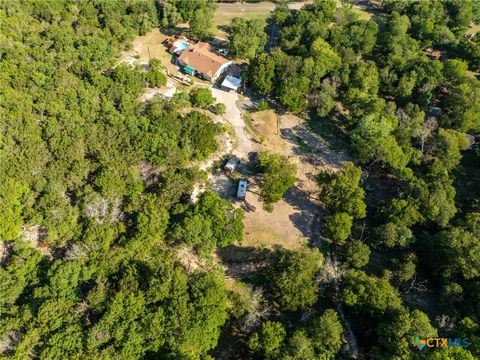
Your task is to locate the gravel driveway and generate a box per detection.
[212,87,256,158]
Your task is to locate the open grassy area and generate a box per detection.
[467,23,480,35]
[119,28,179,75]
[351,5,374,21]
[213,2,274,38]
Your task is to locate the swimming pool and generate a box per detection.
[175,41,190,51]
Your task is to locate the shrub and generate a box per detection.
[190,88,215,109]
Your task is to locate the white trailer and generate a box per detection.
[237,179,248,199]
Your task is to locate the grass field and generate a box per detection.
[467,23,480,35]
[213,2,274,38]
[351,5,374,21]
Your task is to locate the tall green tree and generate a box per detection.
[227,18,267,60]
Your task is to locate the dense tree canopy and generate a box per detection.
[269,248,324,311]
[159,0,216,39]
[2,0,480,359]
[0,2,228,358]
[227,18,267,60]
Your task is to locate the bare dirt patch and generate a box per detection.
[248,110,288,153]
[242,183,308,250]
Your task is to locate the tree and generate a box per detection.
[248,321,286,359]
[215,103,226,116]
[373,309,437,358]
[304,38,341,88]
[381,197,423,228]
[196,191,244,247]
[188,0,216,39]
[372,222,415,249]
[257,151,296,210]
[391,253,417,282]
[329,17,378,56]
[342,270,403,316]
[160,0,217,39]
[178,272,229,357]
[343,240,371,268]
[432,129,470,172]
[248,53,276,96]
[0,178,29,241]
[351,113,409,170]
[442,282,464,304]
[319,162,366,219]
[457,317,480,357]
[285,309,343,360]
[323,212,353,245]
[135,194,170,243]
[443,77,480,132]
[343,61,382,118]
[436,227,480,279]
[306,309,343,358]
[278,75,310,113]
[270,248,324,311]
[111,64,145,96]
[190,88,215,109]
[424,347,477,360]
[419,172,457,227]
[182,110,222,160]
[308,0,337,22]
[315,78,337,117]
[146,64,167,88]
[227,18,267,60]
[444,0,473,28]
[172,212,214,249]
[159,0,182,27]
[285,331,316,360]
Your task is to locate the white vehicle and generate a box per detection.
[237,179,248,199]
[224,155,240,172]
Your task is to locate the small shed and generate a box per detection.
[237,179,248,199]
[224,155,240,172]
[221,75,242,91]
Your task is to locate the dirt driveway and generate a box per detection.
[205,93,349,251]
[211,87,255,157]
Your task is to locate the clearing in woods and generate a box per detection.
[119,28,178,75]
[229,109,346,252]
[213,1,311,38]
[213,2,274,38]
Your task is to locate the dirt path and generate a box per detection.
[204,87,361,358]
[211,88,254,158]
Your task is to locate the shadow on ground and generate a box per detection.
[216,245,279,279]
[283,186,320,241]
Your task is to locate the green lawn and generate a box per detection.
[467,23,480,35]
[213,2,274,38]
[351,5,374,21]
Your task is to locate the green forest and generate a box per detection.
[1,0,480,359]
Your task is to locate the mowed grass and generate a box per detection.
[351,5,373,21]
[213,2,273,38]
[467,23,480,35]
